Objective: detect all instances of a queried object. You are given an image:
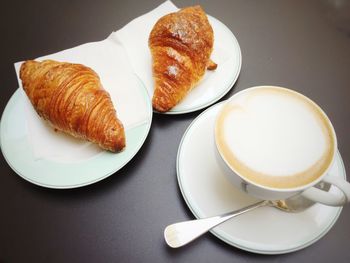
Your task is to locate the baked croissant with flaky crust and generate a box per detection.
[20,60,125,152]
[149,5,217,112]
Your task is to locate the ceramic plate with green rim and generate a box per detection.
[0,81,152,189]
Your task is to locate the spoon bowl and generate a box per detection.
[274,181,330,212]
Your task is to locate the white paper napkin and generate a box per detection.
[15,35,149,162]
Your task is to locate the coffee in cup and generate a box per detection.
[215,86,350,206]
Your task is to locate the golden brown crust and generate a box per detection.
[149,5,216,112]
[207,59,218,70]
[20,59,125,152]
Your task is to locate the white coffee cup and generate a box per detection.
[214,86,350,206]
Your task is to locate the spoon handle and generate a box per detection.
[164,200,268,248]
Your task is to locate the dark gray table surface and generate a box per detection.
[1,0,350,262]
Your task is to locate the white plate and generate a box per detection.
[0,79,152,189]
[163,15,242,114]
[176,102,345,254]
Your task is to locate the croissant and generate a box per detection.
[20,60,125,152]
[149,5,217,112]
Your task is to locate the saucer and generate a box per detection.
[176,102,345,254]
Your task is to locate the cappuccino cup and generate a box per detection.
[215,86,350,206]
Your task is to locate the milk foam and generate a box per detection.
[216,87,335,188]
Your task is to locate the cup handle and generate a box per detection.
[301,175,350,206]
